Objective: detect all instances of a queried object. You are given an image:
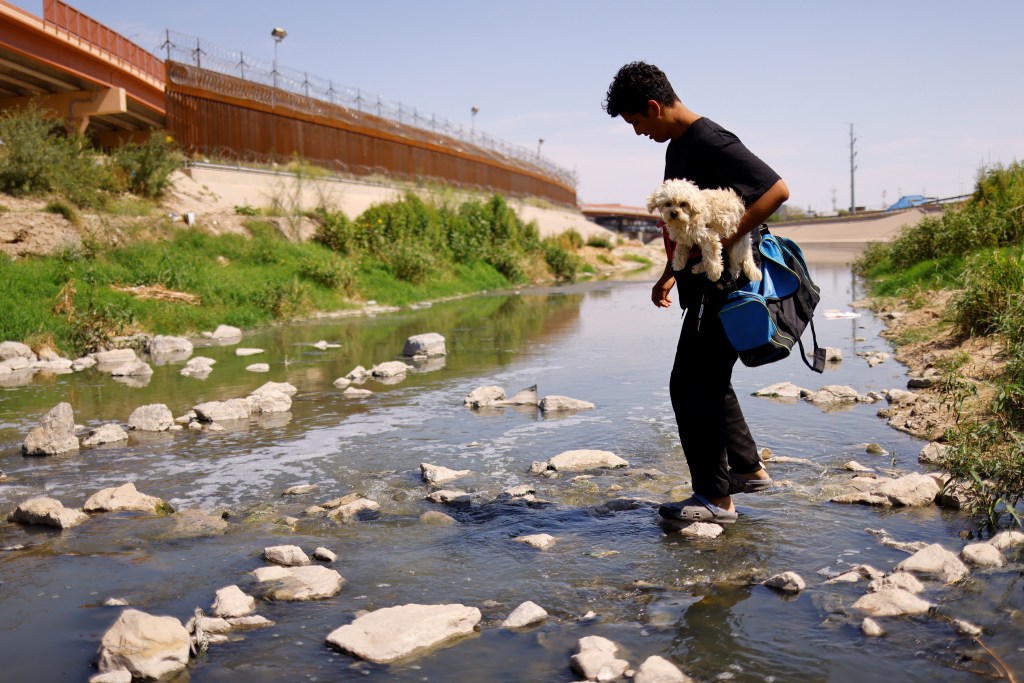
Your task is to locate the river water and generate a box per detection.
[1,264,1021,682]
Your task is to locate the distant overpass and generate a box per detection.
[581,203,660,237]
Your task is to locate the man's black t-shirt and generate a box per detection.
[663,117,780,207]
[663,117,782,306]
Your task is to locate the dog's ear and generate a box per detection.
[645,190,660,214]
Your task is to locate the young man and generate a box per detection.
[604,61,787,523]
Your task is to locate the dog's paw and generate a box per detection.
[705,260,723,281]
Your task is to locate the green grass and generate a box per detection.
[0,224,519,356]
[854,162,1024,530]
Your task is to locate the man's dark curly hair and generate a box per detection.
[603,61,678,117]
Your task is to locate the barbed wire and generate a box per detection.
[159,30,577,189]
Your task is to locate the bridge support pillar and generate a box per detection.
[2,86,126,133]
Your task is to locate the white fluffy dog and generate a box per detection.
[646,178,761,283]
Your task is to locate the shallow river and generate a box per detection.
[1,265,1021,682]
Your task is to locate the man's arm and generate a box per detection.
[652,260,674,308]
[723,179,790,248]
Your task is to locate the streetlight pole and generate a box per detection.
[270,27,286,162]
[271,27,287,91]
[537,138,544,159]
[470,106,479,136]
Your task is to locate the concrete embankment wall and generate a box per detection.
[176,165,612,241]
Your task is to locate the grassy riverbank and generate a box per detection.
[0,107,650,357]
[854,162,1024,530]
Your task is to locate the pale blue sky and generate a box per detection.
[12,0,1023,212]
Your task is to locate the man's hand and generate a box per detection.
[652,262,675,308]
[652,280,673,308]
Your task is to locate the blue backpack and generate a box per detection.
[718,226,826,373]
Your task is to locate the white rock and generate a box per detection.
[961,542,1005,568]
[148,335,193,357]
[248,388,291,414]
[251,565,345,600]
[345,365,370,380]
[7,496,89,528]
[634,655,692,683]
[896,543,970,583]
[326,495,380,521]
[283,484,319,495]
[545,449,628,472]
[402,332,446,358]
[33,358,73,373]
[235,347,264,356]
[252,381,297,397]
[861,617,886,637]
[0,340,36,361]
[263,544,311,566]
[571,635,630,682]
[803,385,863,404]
[91,349,138,365]
[424,489,470,505]
[211,585,256,618]
[333,376,351,389]
[180,356,215,377]
[918,442,949,464]
[513,533,556,550]
[464,385,505,408]
[678,522,724,539]
[90,669,133,683]
[72,356,97,371]
[989,530,1024,550]
[206,324,242,340]
[108,360,153,377]
[843,461,873,472]
[342,387,373,398]
[501,601,548,629]
[128,404,174,432]
[852,588,932,616]
[226,614,274,630]
[314,547,337,563]
[539,395,596,412]
[84,483,167,513]
[22,402,79,455]
[496,384,538,406]
[193,398,252,422]
[246,363,270,373]
[764,571,806,593]
[371,360,411,378]
[752,381,804,398]
[325,603,481,664]
[96,609,190,679]
[82,423,130,446]
[868,572,925,594]
[420,462,471,484]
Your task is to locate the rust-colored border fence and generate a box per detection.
[169,64,577,208]
[42,0,164,83]
[167,63,576,206]
[160,30,576,201]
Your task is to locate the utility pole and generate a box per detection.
[849,123,857,214]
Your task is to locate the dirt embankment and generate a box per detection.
[864,290,1004,443]
[0,169,661,276]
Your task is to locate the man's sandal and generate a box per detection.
[658,493,738,524]
[727,471,773,495]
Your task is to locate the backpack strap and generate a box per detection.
[797,315,826,373]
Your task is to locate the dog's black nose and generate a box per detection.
[669,210,678,219]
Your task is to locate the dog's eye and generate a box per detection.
[679,201,688,208]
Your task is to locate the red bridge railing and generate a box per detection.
[42,0,164,82]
